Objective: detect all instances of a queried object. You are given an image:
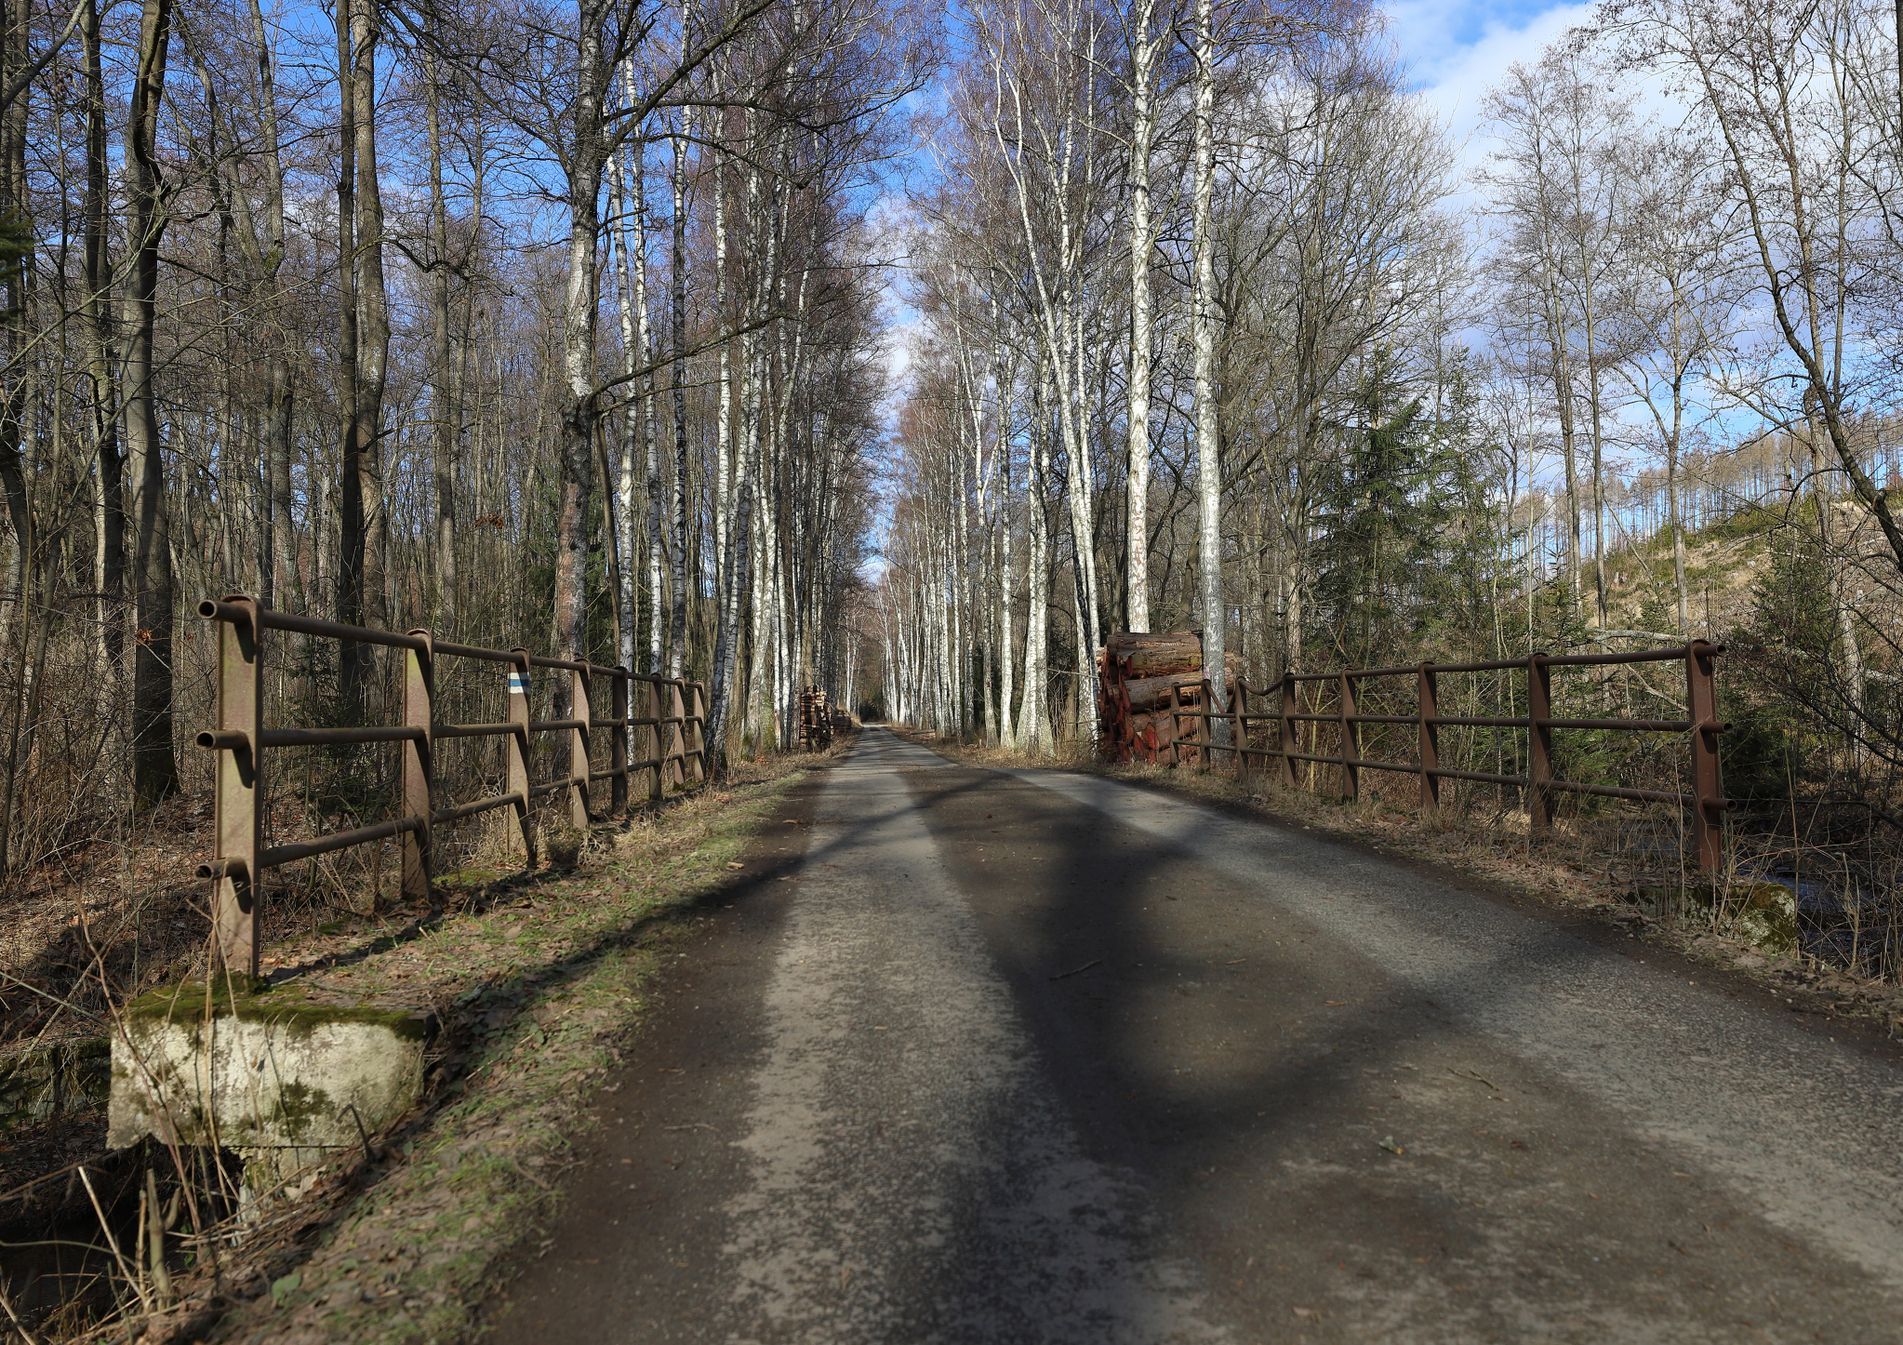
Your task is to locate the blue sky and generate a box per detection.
[852,0,1613,569]
[1383,0,1600,175]
[870,0,1603,430]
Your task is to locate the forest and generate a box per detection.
[3,0,1903,974]
[875,0,1903,947]
[0,0,926,891]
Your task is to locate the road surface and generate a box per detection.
[486,726,1903,1343]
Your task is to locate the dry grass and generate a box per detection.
[1,745,842,1343]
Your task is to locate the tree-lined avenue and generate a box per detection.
[487,729,1903,1344]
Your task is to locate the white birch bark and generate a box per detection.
[1124,0,1157,632]
[993,321,1018,750]
[609,147,642,677]
[1018,365,1054,752]
[1191,0,1228,732]
[616,61,664,674]
[665,0,695,679]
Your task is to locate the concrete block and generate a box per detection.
[108,980,430,1188]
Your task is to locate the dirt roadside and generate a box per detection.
[16,753,834,1345]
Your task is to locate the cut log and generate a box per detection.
[1100,631,1246,763]
[1104,631,1205,679]
[1124,662,1241,713]
[1131,710,1205,766]
[1124,674,1202,713]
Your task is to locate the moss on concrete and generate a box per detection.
[268,1079,340,1140]
[124,979,432,1043]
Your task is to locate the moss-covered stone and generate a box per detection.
[109,980,432,1175]
[1621,878,1797,955]
[0,1036,110,1129]
[1727,882,1799,955]
[268,1079,341,1140]
[124,978,433,1042]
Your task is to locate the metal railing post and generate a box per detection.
[611,668,630,818]
[1168,682,1183,768]
[1418,662,1440,810]
[1687,640,1724,873]
[1527,652,1554,834]
[210,594,263,978]
[508,649,536,864]
[646,678,664,803]
[1234,680,1250,779]
[1278,672,1297,789]
[1338,671,1359,802]
[688,682,708,784]
[665,681,685,791]
[570,666,592,829]
[402,629,434,904]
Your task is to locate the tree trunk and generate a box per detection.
[1124,0,1157,632]
[124,0,178,806]
[81,0,122,673]
[1018,371,1052,752]
[240,0,291,613]
[335,0,364,690]
[665,2,695,679]
[554,8,605,669]
[1191,0,1227,737]
[610,135,642,676]
[426,49,457,627]
[350,0,389,631]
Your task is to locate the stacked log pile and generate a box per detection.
[1096,632,1237,766]
[799,686,834,750]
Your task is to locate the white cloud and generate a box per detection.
[876,306,926,436]
[1395,0,1601,190]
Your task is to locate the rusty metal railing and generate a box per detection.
[1149,642,1727,873]
[196,595,708,976]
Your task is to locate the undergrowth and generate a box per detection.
[13,749,829,1345]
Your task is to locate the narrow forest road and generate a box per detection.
[485,727,1903,1344]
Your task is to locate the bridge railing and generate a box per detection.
[1155,642,1727,873]
[195,595,707,977]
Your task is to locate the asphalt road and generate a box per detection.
[486,726,1903,1344]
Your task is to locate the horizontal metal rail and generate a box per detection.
[1099,639,1727,875]
[196,594,710,977]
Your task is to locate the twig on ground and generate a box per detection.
[79,1164,149,1317]
[1449,1067,1502,1093]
